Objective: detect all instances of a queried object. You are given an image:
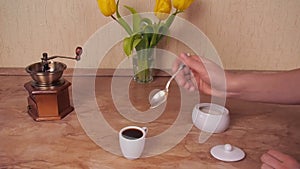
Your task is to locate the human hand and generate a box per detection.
[172,53,230,97]
[172,53,197,92]
[261,149,300,169]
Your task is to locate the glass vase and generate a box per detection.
[132,48,155,84]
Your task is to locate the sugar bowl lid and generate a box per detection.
[210,144,245,162]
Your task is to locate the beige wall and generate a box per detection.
[0,0,299,70]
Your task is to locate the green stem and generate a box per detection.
[111,15,133,35]
[149,20,161,47]
[134,48,153,83]
[114,0,133,35]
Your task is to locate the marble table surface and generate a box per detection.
[0,69,299,169]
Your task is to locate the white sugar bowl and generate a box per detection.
[192,103,230,133]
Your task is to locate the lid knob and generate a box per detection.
[210,144,246,162]
[224,144,233,152]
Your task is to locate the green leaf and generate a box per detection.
[143,25,154,34]
[154,12,180,45]
[140,18,152,26]
[132,38,142,49]
[159,24,168,35]
[142,25,154,46]
[164,13,176,30]
[124,5,141,33]
[135,35,149,51]
[123,34,143,56]
[156,24,168,42]
[140,18,152,31]
[116,0,133,35]
[123,37,133,56]
[149,23,160,47]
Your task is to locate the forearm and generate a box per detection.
[227,69,300,104]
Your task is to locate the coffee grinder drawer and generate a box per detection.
[27,96,39,120]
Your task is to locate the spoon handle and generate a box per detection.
[165,64,186,92]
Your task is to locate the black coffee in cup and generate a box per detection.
[122,128,143,140]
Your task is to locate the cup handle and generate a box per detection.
[142,127,148,135]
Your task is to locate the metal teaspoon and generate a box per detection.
[149,64,186,109]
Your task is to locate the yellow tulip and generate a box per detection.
[97,0,116,17]
[172,0,194,11]
[154,0,172,20]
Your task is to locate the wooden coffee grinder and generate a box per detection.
[24,47,82,121]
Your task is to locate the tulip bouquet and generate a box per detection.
[97,0,194,83]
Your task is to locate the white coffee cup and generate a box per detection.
[192,103,230,133]
[119,126,148,160]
